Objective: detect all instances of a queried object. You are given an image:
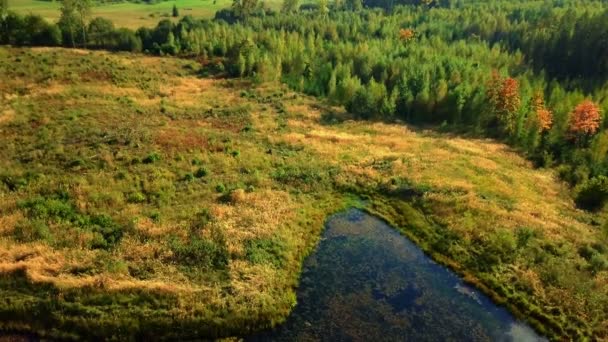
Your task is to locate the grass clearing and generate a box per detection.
[9,0,283,29]
[0,47,606,339]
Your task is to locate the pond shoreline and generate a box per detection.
[248,208,545,341]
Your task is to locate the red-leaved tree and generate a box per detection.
[487,70,521,134]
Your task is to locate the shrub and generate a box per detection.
[215,183,226,193]
[477,229,517,271]
[589,254,608,274]
[194,167,208,178]
[142,152,161,164]
[182,173,195,182]
[171,232,228,269]
[245,237,286,268]
[190,209,212,231]
[89,214,124,250]
[575,176,608,211]
[148,211,161,223]
[18,196,78,222]
[515,227,536,249]
[1,174,28,191]
[127,192,147,203]
[13,220,51,243]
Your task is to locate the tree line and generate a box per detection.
[1,0,607,210]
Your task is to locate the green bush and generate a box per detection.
[215,183,226,193]
[89,214,124,250]
[477,229,517,271]
[170,233,228,269]
[245,237,286,268]
[13,220,51,243]
[589,254,608,274]
[18,196,79,222]
[272,165,325,187]
[148,211,161,223]
[182,173,195,182]
[127,192,147,203]
[142,152,161,164]
[575,176,608,211]
[194,167,208,178]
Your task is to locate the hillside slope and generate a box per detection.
[0,47,606,340]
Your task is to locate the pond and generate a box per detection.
[249,209,545,341]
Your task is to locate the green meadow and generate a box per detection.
[9,0,268,28]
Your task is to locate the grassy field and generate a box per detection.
[0,47,606,340]
[9,0,284,29]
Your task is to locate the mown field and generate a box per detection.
[0,47,606,340]
[10,0,283,29]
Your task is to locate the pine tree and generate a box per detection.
[172,4,179,17]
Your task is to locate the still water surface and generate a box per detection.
[251,209,545,341]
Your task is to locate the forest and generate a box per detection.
[3,0,607,211]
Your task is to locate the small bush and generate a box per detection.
[190,209,212,231]
[1,174,29,191]
[182,173,195,182]
[171,232,228,269]
[13,220,51,243]
[215,183,226,193]
[575,176,608,211]
[589,254,608,274]
[194,167,208,178]
[18,196,78,222]
[89,214,124,250]
[477,229,517,271]
[245,237,286,268]
[148,211,161,223]
[127,192,146,203]
[515,226,536,249]
[142,152,161,164]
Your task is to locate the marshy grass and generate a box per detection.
[0,47,606,340]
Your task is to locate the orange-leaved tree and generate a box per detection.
[399,28,415,42]
[531,91,553,132]
[568,100,601,140]
[486,70,521,134]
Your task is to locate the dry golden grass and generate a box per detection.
[279,98,595,246]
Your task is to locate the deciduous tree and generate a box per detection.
[531,91,553,132]
[399,28,415,42]
[486,71,521,135]
[569,100,601,138]
[59,0,90,48]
